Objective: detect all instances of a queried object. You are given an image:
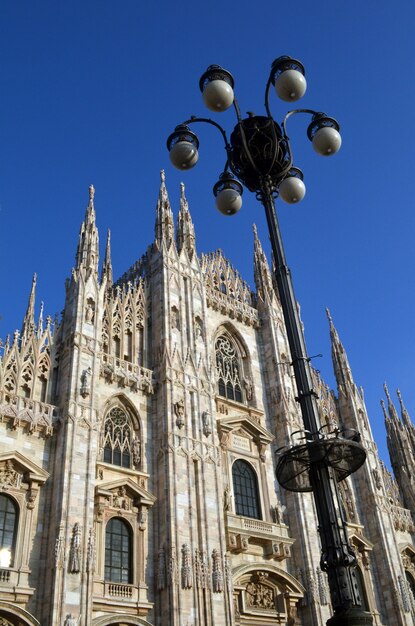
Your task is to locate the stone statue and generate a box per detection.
[80,367,92,398]
[132,436,141,467]
[69,523,81,574]
[174,399,185,429]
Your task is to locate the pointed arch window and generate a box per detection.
[0,495,18,568]
[103,407,132,468]
[105,517,132,583]
[215,335,243,402]
[232,460,261,519]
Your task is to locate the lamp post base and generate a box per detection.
[327,608,373,626]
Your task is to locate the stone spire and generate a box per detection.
[383,383,399,422]
[75,184,99,276]
[176,182,196,257]
[155,170,174,248]
[37,301,44,338]
[397,389,413,430]
[101,229,113,287]
[253,224,273,302]
[21,273,37,343]
[383,385,415,511]
[326,308,354,392]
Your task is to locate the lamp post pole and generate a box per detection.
[167,57,372,626]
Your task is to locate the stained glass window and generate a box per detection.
[215,335,243,402]
[103,408,132,468]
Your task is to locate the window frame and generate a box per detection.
[0,494,18,568]
[232,459,262,520]
[104,516,133,584]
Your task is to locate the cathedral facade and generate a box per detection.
[0,174,414,626]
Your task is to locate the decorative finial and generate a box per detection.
[325,307,333,324]
[383,382,391,401]
[89,184,95,203]
[160,169,165,184]
[380,399,388,420]
[180,182,185,196]
[253,223,258,237]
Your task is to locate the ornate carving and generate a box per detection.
[171,306,180,331]
[86,527,96,574]
[157,545,166,590]
[132,436,141,467]
[317,567,328,605]
[139,506,147,530]
[168,544,178,587]
[174,399,185,429]
[272,500,285,524]
[245,573,275,609]
[85,299,95,324]
[80,367,92,398]
[212,548,223,592]
[55,522,65,569]
[194,548,209,589]
[181,543,193,589]
[112,486,130,510]
[68,523,82,574]
[0,460,21,488]
[202,410,212,437]
[64,615,79,626]
[223,486,232,512]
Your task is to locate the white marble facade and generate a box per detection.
[0,176,414,626]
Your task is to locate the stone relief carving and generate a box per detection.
[139,506,147,530]
[181,543,193,589]
[157,545,166,590]
[202,410,212,437]
[195,548,209,589]
[68,523,82,574]
[86,527,96,574]
[223,486,232,512]
[194,316,204,340]
[0,460,21,488]
[64,615,79,626]
[245,580,275,609]
[317,567,329,605]
[85,299,95,324]
[112,486,130,510]
[80,367,92,398]
[132,436,141,467]
[272,500,285,524]
[171,306,180,331]
[174,399,185,429]
[168,543,178,587]
[212,548,223,592]
[55,522,65,569]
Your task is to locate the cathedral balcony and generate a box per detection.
[92,580,152,615]
[390,504,415,533]
[204,286,260,329]
[99,354,154,395]
[0,567,34,603]
[226,513,294,560]
[0,390,56,435]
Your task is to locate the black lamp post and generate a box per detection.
[167,56,372,626]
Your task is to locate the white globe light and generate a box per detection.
[279,176,306,204]
[312,126,342,156]
[275,69,307,102]
[216,188,242,215]
[203,80,234,112]
[169,141,199,170]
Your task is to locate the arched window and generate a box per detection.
[232,460,261,519]
[0,495,18,568]
[103,407,132,468]
[406,571,415,606]
[105,517,132,583]
[215,335,243,403]
[355,566,369,611]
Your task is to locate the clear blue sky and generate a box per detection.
[1,1,414,468]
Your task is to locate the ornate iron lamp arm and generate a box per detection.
[181,116,231,153]
[282,108,320,138]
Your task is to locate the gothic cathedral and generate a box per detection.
[0,174,414,626]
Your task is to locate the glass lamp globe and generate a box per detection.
[169,141,199,170]
[279,176,306,204]
[203,80,234,112]
[216,188,242,215]
[275,69,307,102]
[312,126,342,156]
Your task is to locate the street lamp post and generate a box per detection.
[167,57,372,626]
